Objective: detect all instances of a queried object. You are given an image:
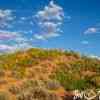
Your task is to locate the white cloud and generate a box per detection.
[34,34,46,40]
[14,36,31,44]
[82,25,100,45]
[42,22,58,33]
[34,1,66,40]
[0,43,32,53]
[84,27,100,34]
[0,30,20,40]
[0,9,14,28]
[0,44,15,53]
[0,2,68,52]
[89,55,100,60]
[0,29,32,53]
[15,42,32,50]
[36,1,64,21]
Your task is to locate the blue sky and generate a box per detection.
[0,0,100,57]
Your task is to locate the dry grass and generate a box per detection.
[0,48,99,100]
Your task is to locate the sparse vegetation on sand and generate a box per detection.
[0,48,100,100]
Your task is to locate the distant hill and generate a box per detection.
[0,48,100,100]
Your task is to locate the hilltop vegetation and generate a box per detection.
[0,48,100,100]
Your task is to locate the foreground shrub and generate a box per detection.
[16,87,61,100]
[32,87,61,100]
[54,67,92,90]
[16,79,62,100]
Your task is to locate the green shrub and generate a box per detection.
[64,50,80,58]
[53,67,94,90]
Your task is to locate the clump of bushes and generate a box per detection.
[16,87,61,100]
[64,50,80,58]
[11,66,26,79]
[8,85,21,95]
[53,66,97,90]
[15,79,62,100]
[31,87,61,100]
[20,79,61,92]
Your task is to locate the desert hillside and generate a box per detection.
[0,48,100,100]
